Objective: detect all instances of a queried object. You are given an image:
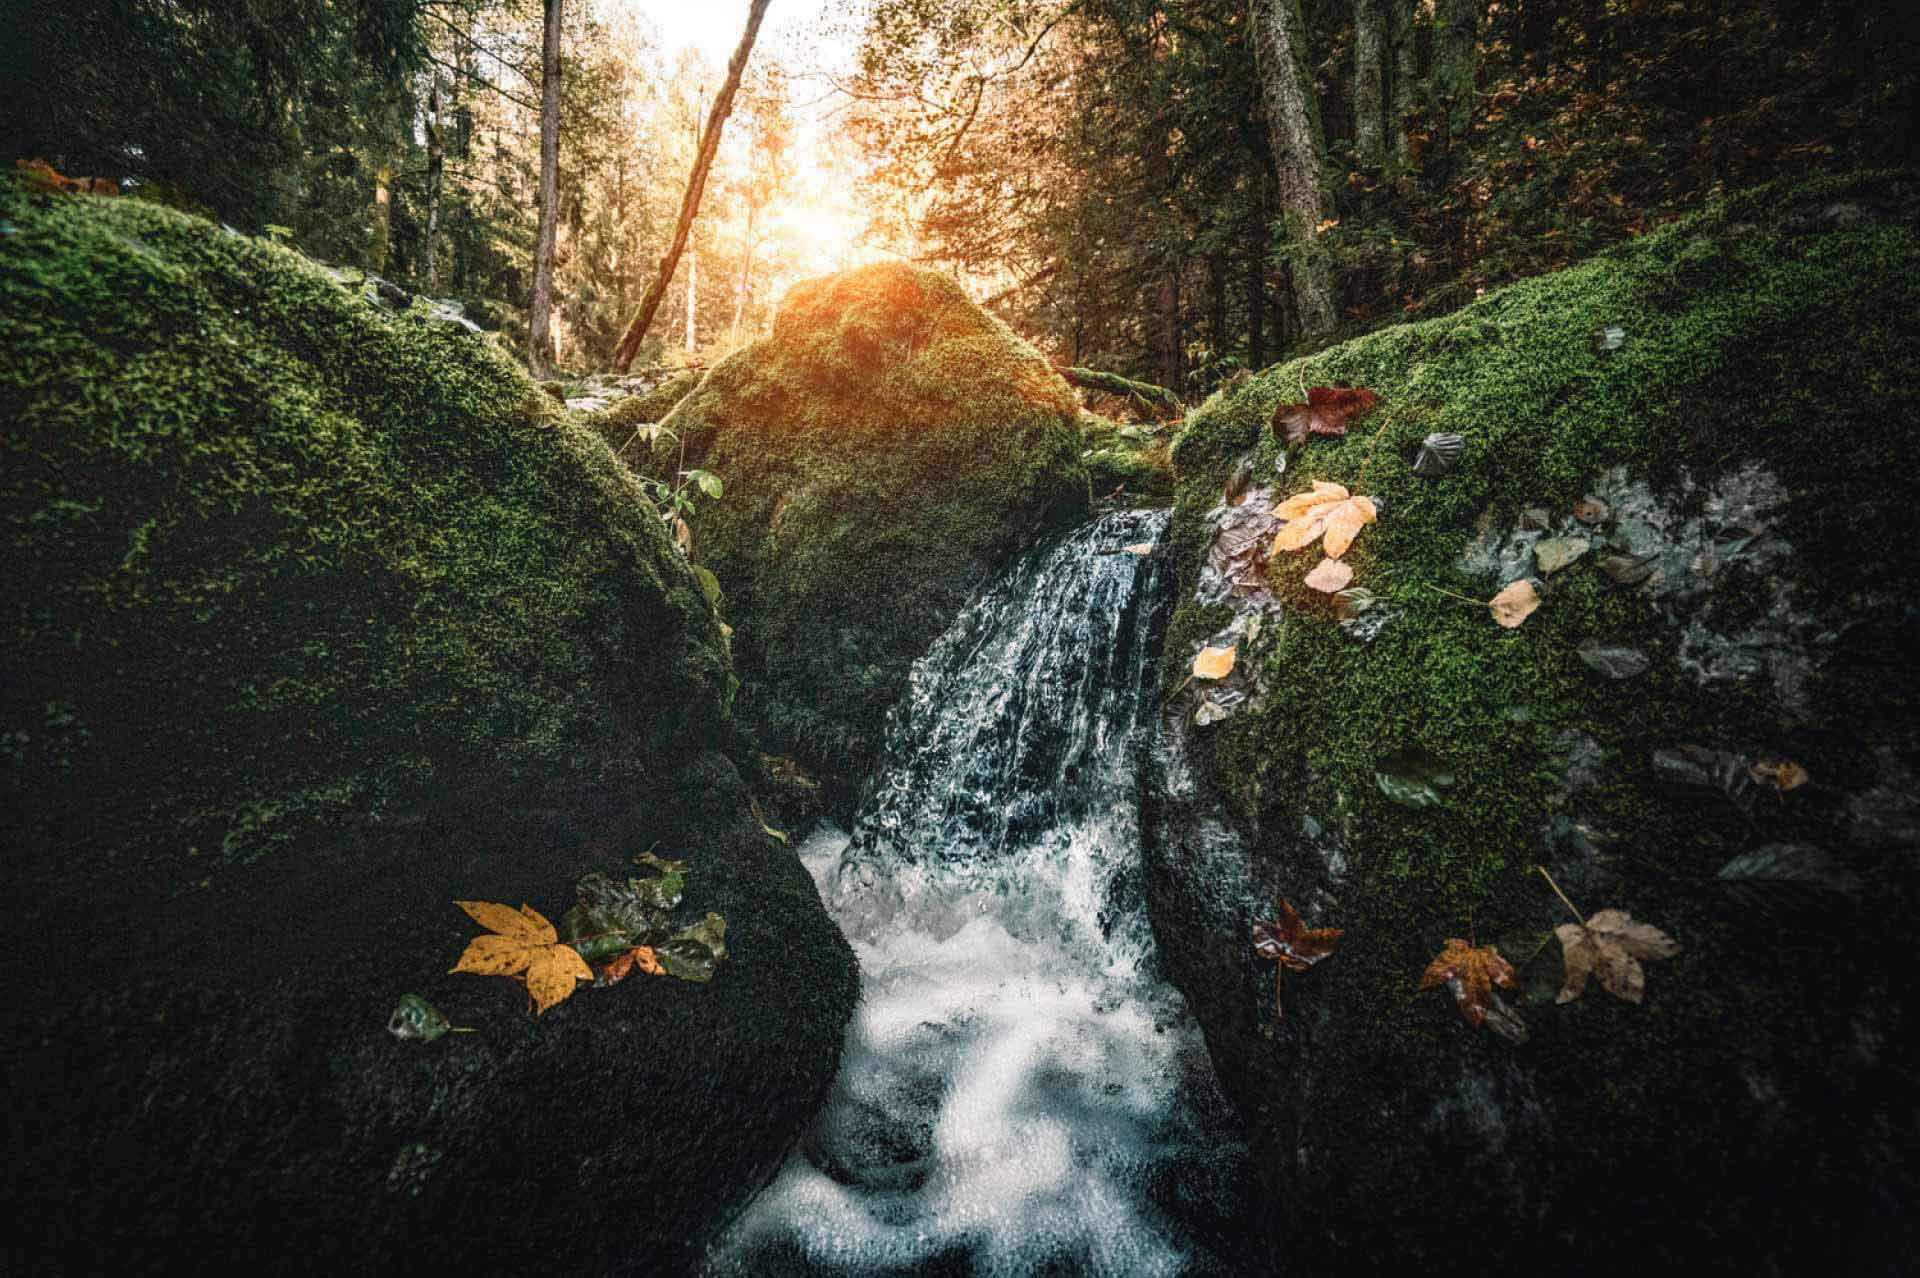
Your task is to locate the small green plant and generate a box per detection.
[618,421,723,550]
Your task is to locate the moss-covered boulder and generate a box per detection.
[647,263,1088,803]
[1,180,856,1271]
[1147,173,1920,1270]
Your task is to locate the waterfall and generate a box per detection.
[705,510,1251,1276]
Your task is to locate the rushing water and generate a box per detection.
[705,510,1251,1277]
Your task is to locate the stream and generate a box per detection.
[705,510,1252,1276]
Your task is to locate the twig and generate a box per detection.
[1424,584,1487,606]
[1536,865,1585,924]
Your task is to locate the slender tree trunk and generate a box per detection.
[371,162,392,275]
[1389,0,1420,169]
[1159,264,1182,392]
[1207,249,1226,358]
[613,0,773,373]
[1254,0,1337,343]
[731,199,755,345]
[423,75,443,293]
[1432,0,1484,143]
[1354,0,1388,166]
[1247,203,1266,371]
[684,236,698,354]
[527,0,562,378]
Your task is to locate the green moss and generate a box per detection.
[0,178,737,878]
[1166,169,1920,1028]
[654,263,1089,796]
[1159,170,1920,1262]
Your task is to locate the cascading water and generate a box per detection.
[705,509,1251,1276]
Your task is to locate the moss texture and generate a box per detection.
[655,262,1089,801]
[1,179,857,1270]
[1151,172,1920,1268]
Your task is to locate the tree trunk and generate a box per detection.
[527,0,562,378]
[1353,0,1388,166]
[613,0,773,373]
[423,75,443,293]
[1246,193,1266,371]
[1159,264,1181,392]
[1389,0,1420,169]
[1254,0,1337,343]
[684,236,698,354]
[1432,0,1484,142]
[731,199,755,345]
[1207,249,1226,359]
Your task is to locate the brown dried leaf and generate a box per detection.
[598,945,666,986]
[1420,938,1521,1034]
[1749,758,1810,793]
[1271,387,1382,447]
[1192,645,1236,680]
[1554,909,1680,1004]
[1304,558,1354,593]
[1274,481,1350,520]
[1489,579,1541,628]
[1122,542,1154,556]
[1272,487,1376,559]
[1253,898,1343,971]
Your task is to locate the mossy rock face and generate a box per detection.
[658,262,1089,803]
[1147,173,1920,1269]
[0,180,856,1270]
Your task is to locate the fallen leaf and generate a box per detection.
[450,900,594,1015]
[1376,747,1456,807]
[1573,496,1611,524]
[750,797,789,844]
[1304,558,1353,592]
[1555,909,1679,1004]
[1534,536,1591,574]
[597,944,666,986]
[1271,483,1377,558]
[656,913,729,983]
[1193,645,1236,680]
[1253,897,1343,1018]
[672,514,693,555]
[1271,387,1382,447]
[1333,587,1377,619]
[1411,432,1465,478]
[1420,938,1527,1040]
[1748,758,1810,792]
[1489,578,1541,628]
[1122,542,1154,556]
[1224,458,1254,506]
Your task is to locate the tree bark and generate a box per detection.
[1432,0,1484,142]
[527,0,562,378]
[1246,190,1266,371]
[612,0,773,373]
[1353,0,1388,166]
[1254,0,1337,343]
[1389,0,1420,169]
[423,74,443,293]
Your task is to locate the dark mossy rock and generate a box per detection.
[652,262,1089,806]
[0,179,856,1271]
[1147,172,1920,1271]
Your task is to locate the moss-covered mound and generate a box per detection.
[1,180,856,1270]
[1148,172,1920,1269]
[584,366,705,459]
[654,263,1088,801]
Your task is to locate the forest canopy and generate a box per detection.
[6,0,1915,386]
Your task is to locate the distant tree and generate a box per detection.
[528,0,563,377]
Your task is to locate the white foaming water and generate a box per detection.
[705,512,1249,1277]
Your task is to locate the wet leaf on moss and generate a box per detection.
[1271,483,1376,558]
[1271,386,1381,447]
[1411,432,1464,478]
[751,797,789,844]
[1376,747,1456,808]
[1489,578,1542,628]
[1554,909,1678,1005]
[1591,324,1627,354]
[1576,640,1651,680]
[1718,843,1861,907]
[1253,897,1342,1017]
[1534,536,1591,574]
[450,900,594,1015]
[597,944,666,986]
[656,913,729,983]
[1420,939,1527,1041]
[1304,558,1353,593]
[1748,758,1810,793]
[1599,553,1656,586]
[1334,587,1377,619]
[1192,645,1236,680]
[1573,496,1611,525]
[388,993,451,1042]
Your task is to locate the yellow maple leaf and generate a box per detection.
[1271,483,1376,558]
[450,899,594,1015]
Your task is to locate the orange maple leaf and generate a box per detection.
[449,899,593,1015]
